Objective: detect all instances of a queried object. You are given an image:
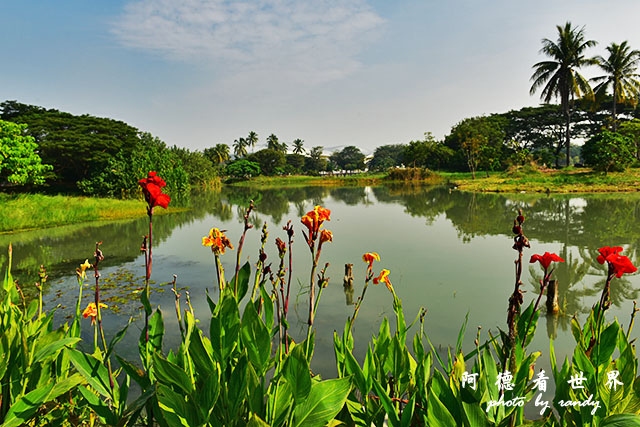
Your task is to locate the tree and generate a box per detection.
[0,120,51,185]
[330,146,365,171]
[233,138,248,158]
[246,131,259,153]
[402,132,453,170]
[444,115,508,172]
[266,134,279,151]
[247,149,286,175]
[225,159,261,179]
[286,153,305,173]
[618,119,640,160]
[530,22,597,167]
[582,130,634,173]
[368,144,405,171]
[592,41,640,131]
[304,146,327,174]
[292,139,305,154]
[204,143,230,164]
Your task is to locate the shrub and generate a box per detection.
[582,131,635,173]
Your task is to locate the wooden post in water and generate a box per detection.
[343,263,354,287]
[546,279,559,314]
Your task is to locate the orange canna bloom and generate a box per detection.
[319,229,333,244]
[203,228,234,254]
[301,205,332,236]
[373,269,394,292]
[83,302,108,325]
[76,259,92,280]
[362,252,380,266]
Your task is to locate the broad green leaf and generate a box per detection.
[427,389,457,427]
[69,349,115,400]
[78,385,119,426]
[232,261,251,301]
[33,337,81,364]
[156,384,195,427]
[116,355,150,389]
[293,377,353,427]
[596,321,619,366]
[372,378,401,427]
[2,384,53,427]
[241,301,271,373]
[600,414,640,426]
[106,317,132,360]
[283,345,312,403]
[152,352,194,395]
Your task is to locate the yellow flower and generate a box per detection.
[82,302,108,325]
[76,259,92,280]
[373,269,394,293]
[202,228,234,254]
[362,252,380,267]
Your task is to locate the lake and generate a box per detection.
[3,185,640,382]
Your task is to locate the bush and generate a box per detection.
[582,131,635,173]
[225,159,261,179]
[385,167,441,181]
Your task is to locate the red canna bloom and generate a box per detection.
[203,228,234,254]
[301,205,331,235]
[362,252,380,267]
[530,252,564,270]
[597,246,624,265]
[605,253,637,278]
[139,171,171,209]
[319,229,333,244]
[373,269,394,292]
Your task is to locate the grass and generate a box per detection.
[0,193,183,233]
[228,173,387,187]
[441,168,640,193]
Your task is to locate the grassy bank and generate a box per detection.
[228,170,444,187]
[0,193,183,233]
[444,168,640,193]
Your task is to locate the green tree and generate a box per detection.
[304,146,327,174]
[286,153,305,172]
[592,41,640,130]
[233,138,248,158]
[530,22,597,167]
[266,134,279,151]
[170,146,218,186]
[247,131,259,153]
[582,130,635,173]
[330,146,365,171]
[204,143,230,164]
[247,149,286,175]
[402,132,453,170]
[618,119,640,160]
[444,115,507,172]
[0,120,52,185]
[368,144,405,171]
[292,138,305,154]
[225,159,261,179]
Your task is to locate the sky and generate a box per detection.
[3,0,640,154]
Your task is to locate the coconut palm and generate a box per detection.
[292,138,305,154]
[530,22,597,167]
[233,138,248,158]
[592,41,640,131]
[247,131,259,153]
[266,134,279,151]
[205,143,230,164]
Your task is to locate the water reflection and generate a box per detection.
[3,185,640,371]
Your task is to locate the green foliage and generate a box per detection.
[368,144,406,171]
[403,132,453,170]
[618,119,640,160]
[330,146,365,171]
[285,153,305,173]
[582,131,635,173]
[247,149,286,176]
[0,120,52,185]
[226,159,261,179]
[170,146,219,187]
[304,147,327,175]
[204,143,231,164]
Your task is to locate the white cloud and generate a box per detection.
[112,0,383,83]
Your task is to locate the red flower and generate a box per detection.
[139,171,171,209]
[597,246,624,265]
[530,252,564,270]
[319,229,333,244]
[605,253,637,278]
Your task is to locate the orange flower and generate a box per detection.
[83,302,108,325]
[202,228,234,254]
[319,229,333,244]
[76,259,92,280]
[301,205,332,235]
[373,269,394,292]
[362,252,380,267]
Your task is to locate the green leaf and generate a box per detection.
[259,282,274,331]
[283,345,312,403]
[78,385,119,426]
[241,301,271,374]
[293,377,353,427]
[600,414,640,426]
[233,261,252,301]
[596,321,619,366]
[427,389,457,427]
[116,355,150,389]
[248,412,271,427]
[69,349,115,400]
[140,290,152,316]
[156,384,195,427]
[33,337,81,364]
[372,379,401,427]
[152,352,194,395]
[344,349,367,395]
[188,329,215,372]
[2,384,53,427]
[106,317,132,360]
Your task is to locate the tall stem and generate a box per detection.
[94,249,114,395]
[145,209,153,344]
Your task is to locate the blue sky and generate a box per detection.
[3,1,640,153]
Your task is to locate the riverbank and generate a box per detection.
[227,170,444,187]
[0,193,183,233]
[444,168,640,193]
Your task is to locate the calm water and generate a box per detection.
[3,185,640,381]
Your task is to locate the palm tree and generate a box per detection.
[266,134,279,151]
[292,138,305,154]
[247,131,259,153]
[592,41,640,131]
[530,22,597,167]
[233,137,248,158]
[206,143,230,164]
